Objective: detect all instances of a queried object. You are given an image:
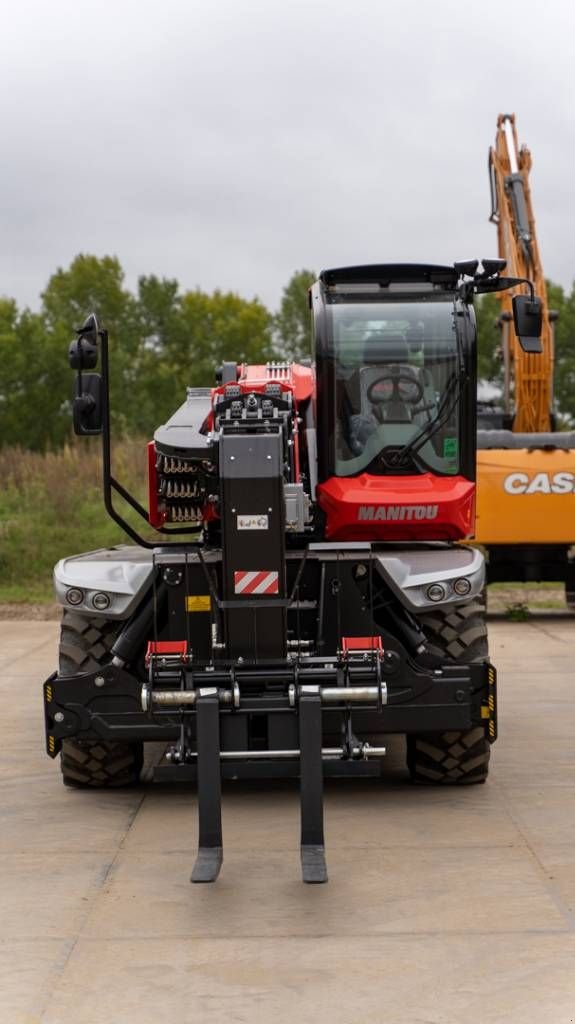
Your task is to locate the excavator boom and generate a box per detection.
[488,113,554,432]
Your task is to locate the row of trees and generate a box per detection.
[1,255,574,451]
[0,257,316,450]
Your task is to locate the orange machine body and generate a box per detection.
[476,448,575,545]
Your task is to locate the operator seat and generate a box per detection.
[360,332,428,424]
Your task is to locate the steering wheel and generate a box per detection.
[367,370,424,406]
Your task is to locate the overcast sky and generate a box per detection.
[2,0,575,313]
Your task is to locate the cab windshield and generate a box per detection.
[329,298,460,476]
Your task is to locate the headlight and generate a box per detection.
[92,591,111,611]
[66,587,84,606]
[453,577,472,597]
[426,583,446,602]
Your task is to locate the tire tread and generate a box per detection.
[406,597,490,785]
[58,610,142,788]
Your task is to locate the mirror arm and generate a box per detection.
[474,274,535,299]
[97,329,204,548]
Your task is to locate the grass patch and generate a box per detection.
[487,583,567,614]
[0,440,153,603]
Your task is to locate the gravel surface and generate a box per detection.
[0,602,61,620]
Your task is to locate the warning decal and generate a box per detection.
[233,570,279,595]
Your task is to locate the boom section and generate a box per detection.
[489,113,553,431]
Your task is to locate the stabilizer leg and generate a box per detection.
[191,690,223,883]
[299,688,328,883]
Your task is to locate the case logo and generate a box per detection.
[357,504,439,522]
[503,472,575,495]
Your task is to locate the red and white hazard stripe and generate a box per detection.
[234,570,279,595]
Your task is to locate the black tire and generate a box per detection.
[406,597,491,784]
[58,609,143,788]
[416,598,489,663]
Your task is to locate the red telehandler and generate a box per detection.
[44,260,542,882]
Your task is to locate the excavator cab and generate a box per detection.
[312,264,478,542]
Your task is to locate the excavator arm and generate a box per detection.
[488,113,554,432]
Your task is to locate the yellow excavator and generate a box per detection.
[475,113,575,604]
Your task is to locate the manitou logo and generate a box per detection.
[503,472,575,495]
[358,504,439,522]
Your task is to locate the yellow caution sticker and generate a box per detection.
[186,595,211,613]
[45,685,53,703]
[481,706,490,719]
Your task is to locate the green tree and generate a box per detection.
[42,254,133,329]
[548,280,575,425]
[0,303,71,449]
[135,287,273,430]
[274,269,315,361]
[41,254,142,435]
[130,275,186,433]
[474,292,504,384]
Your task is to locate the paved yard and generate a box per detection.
[1,617,575,1023]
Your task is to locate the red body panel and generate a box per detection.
[211,363,314,405]
[235,362,314,403]
[316,474,475,542]
[209,362,314,486]
[145,641,189,665]
[342,636,383,653]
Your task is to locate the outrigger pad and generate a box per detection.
[301,844,328,884]
[191,846,223,884]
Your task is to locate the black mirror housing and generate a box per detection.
[68,337,98,370]
[69,312,101,369]
[72,373,103,435]
[512,294,543,353]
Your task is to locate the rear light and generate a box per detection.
[66,588,84,606]
[92,592,111,611]
[426,583,446,602]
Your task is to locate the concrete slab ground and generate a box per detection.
[1,618,574,1023]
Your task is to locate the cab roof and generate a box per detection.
[319,264,459,289]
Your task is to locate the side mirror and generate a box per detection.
[68,313,100,370]
[512,294,543,353]
[72,372,103,435]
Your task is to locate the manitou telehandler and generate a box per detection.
[43,261,542,883]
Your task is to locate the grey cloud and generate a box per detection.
[2,0,575,312]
